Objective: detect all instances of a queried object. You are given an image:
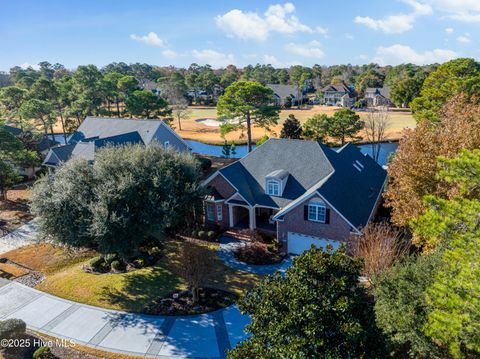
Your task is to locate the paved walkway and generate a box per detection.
[217,237,292,275]
[0,221,37,254]
[0,279,250,358]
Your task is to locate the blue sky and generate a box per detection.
[1,0,479,71]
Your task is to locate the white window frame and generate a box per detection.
[216,204,223,221]
[308,201,326,223]
[266,179,280,196]
[206,203,214,221]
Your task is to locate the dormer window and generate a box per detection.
[265,169,289,197]
[266,179,280,196]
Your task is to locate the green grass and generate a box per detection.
[187,107,218,120]
[36,240,259,313]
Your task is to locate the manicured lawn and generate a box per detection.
[24,240,259,313]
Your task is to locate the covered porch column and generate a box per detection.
[248,207,256,230]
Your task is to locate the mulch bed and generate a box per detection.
[146,287,237,316]
[234,241,285,265]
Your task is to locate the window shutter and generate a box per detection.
[325,208,330,224]
[304,205,308,221]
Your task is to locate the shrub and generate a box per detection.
[198,231,207,240]
[0,318,26,339]
[197,157,212,171]
[190,230,198,238]
[133,258,145,268]
[207,231,216,240]
[148,246,162,258]
[235,242,283,265]
[89,256,105,271]
[33,346,55,359]
[104,253,118,265]
[110,260,124,272]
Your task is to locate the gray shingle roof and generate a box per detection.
[43,132,144,166]
[215,139,386,229]
[266,84,299,100]
[68,117,165,145]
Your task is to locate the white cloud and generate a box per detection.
[354,0,432,34]
[373,44,458,65]
[445,27,454,34]
[425,0,480,22]
[162,49,177,58]
[456,33,471,43]
[315,26,328,35]
[191,49,235,68]
[355,14,416,34]
[345,33,354,40]
[129,32,165,47]
[215,3,325,41]
[20,62,40,70]
[285,41,325,58]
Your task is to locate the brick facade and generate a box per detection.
[205,174,236,229]
[277,196,352,250]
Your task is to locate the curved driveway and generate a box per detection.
[0,279,250,358]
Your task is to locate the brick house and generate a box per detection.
[202,139,386,254]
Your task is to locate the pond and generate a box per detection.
[186,140,398,166]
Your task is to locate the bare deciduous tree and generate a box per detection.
[177,239,214,303]
[364,107,388,162]
[161,85,189,130]
[350,222,409,279]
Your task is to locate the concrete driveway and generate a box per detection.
[0,279,250,358]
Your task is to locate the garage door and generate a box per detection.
[287,232,341,255]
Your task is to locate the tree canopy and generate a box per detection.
[410,58,480,122]
[280,114,302,139]
[229,246,385,358]
[217,81,279,152]
[30,145,204,258]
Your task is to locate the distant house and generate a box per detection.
[139,80,161,95]
[1,125,60,178]
[43,117,190,170]
[322,83,356,107]
[266,84,302,107]
[203,139,386,255]
[365,87,394,107]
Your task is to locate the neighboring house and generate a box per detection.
[43,117,190,169]
[139,79,161,95]
[203,139,387,255]
[364,87,394,107]
[322,83,356,107]
[266,84,302,107]
[1,125,59,178]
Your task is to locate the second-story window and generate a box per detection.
[266,179,280,196]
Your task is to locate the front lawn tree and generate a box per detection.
[280,114,302,139]
[19,98,54,149]
[302,113,329,142]
[217,81,279,152]
[30,145,204,258]
[327,108,364,145]
[229,246,385,358]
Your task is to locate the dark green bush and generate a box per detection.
[89,256,105,271]
[0,318,26,339]
[191,230,198,238]
[148,246,162,258]
[104,253,118,265]
[207,231,216,240]
[110,260,124,272]
[33,346,55,359]
[133,258,145,268]
[198,231,207,240]
[196,156,212,171]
